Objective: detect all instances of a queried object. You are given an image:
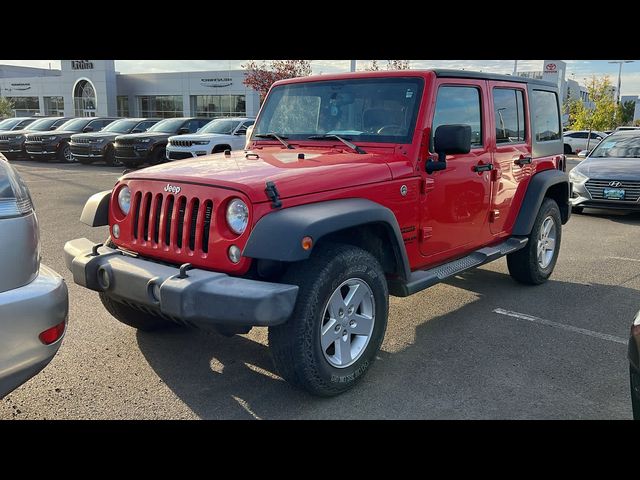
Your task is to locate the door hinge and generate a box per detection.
[489,209,500,222]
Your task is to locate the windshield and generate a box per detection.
[101,119,139,133]
[57,118,91,131]
[148,118,185,134]
[0,118,22,130]
[589,133,640,158]
[201,119,240,134]
[27,118,61,131]
[253,77,424,144]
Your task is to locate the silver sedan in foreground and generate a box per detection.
[0,153,68,398]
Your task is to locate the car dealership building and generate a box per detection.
[0,60,261,119]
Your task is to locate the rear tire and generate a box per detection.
[268,243,389,396]
[507,198,562,285]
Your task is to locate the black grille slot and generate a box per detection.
[189,199,200,251]
[202,201,213,253]
[142,193,152,241]
[153,195,163,244]
[132,192,142,239]
[176,197,187,248]
[164,195,174,246]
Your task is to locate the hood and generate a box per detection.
[117,132,170,141]
[1,128,35,136]
[124,147,395,203]
[170,133,231,142]
[34,129,78,137]
[576,157,640,181]
[72,131,119,141]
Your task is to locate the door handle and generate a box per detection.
[514,156,532,166]
[472,163,493,172]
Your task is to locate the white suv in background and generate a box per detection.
[166,117,255,161]
[563,130,607,154]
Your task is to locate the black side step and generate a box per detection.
[391,237,528,297]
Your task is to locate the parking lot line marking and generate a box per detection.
[493,308,627,344]
[607,256,640,263]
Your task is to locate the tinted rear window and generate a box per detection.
[532,90,560,142]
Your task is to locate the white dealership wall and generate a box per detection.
[0,60,260,117]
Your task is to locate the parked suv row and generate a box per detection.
[70,118,160,166]
[25,117,119,163]
[113,117,212,168]
[0,117,72,159]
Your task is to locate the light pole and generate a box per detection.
[608,60,634,105]
[350,60,356,72]
[512,60,518,76]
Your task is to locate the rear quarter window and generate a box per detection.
[532,90,560,142]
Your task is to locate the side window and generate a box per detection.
[564,133,577,138]
[432,86,483,148]
[532,90,560,142]
[493,88,526,144]
[242,120,255,128]
[575,132,588,139]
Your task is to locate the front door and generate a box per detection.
[488,81,532,235]
[419,80,493,262]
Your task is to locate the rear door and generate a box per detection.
[488,81,532,235]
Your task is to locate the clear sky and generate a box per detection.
[2,60,640,95]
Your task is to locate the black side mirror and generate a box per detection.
[49,126,58,130]
[131,129,143,133]
[178,127,190,135]
[426,124,472,174]
[83,126,94,133]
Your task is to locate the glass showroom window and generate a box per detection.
[138,96,183,118]
[190,95,246,117]
[117,96,129,117]
[44,96,64,116]
[73,79,97,117]
[6,97,40,116]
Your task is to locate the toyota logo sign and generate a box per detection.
[545,63,557,72]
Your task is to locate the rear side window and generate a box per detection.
[433,86,483,147]
[532,90,560,142]
[493,88,525,144]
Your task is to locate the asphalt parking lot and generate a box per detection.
[1,156,639,419]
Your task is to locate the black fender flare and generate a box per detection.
[80,190,111,227]
[243,198,411,281]
[512,169,570,236]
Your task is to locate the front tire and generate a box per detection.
[269,243,389,396]
[564,143,573,154]
[57,142,74,163]
[507,198,562,285]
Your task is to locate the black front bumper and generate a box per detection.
[63,238,298,328]
[70,144,106,159]
[114,145,151,164]
[25,142,58,158]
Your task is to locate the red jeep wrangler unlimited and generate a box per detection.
[64,70,569,396]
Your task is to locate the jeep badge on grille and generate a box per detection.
[164,184,181,194]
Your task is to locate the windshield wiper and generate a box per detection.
[308,134,366,154]
[255,132,294,149]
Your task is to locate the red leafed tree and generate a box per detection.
[366,60,411,71]
[242,60,313,103]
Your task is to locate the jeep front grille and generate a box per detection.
[74,138,92,144]
[585,179,640,202]
[0,135,13,141]
[169,139,194,147]
[131,190,214,254]
[28,135,44,142]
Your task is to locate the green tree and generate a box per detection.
[566,76,617,131]
[617,100,636,126]
[0,97,13,118]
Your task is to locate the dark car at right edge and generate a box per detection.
[569,130,640,213]
[629,310,640,419]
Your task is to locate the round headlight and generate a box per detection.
[117,186,131,215]
[226,198,249,234]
